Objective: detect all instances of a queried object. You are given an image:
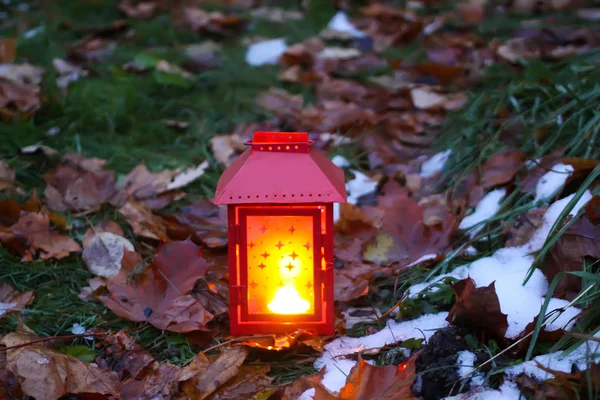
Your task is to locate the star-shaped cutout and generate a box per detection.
[250,281,258,288]
[290,251,298,260]
[277,281,284,288]
[289,225,296,234]
[248,242,255,249]
[258,262,267,270]
[261,251,270,259]
[303,242,311,250]
[285,263,295,272]
[275,241,284,250]
[305,282,313,289]
[259,225,268,234]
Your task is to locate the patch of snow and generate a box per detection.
[407,266,470,298]
[534,163,573,202]
[346,170,377,204]
[71,323,94,340]
[443,381,521,400]
[457,350,477,378]
[298,388,315,400]
[465,246,478,255]
[407,253,437,267]
[506,331,600,381]
[326,11,365,38]
[342,307,382,329]
[408,191,592,338]
[314,312,449,394]
[332,155,351,168]
[24,25,44,39]
[544,298,581,331]
[245,38,287,66]
[459,188,506,237]
[420,150,452,178]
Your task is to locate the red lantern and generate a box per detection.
[214,132,347,335]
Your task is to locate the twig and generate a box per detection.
[1,332,107,352]
[1,323,149,352]
[379,293,408,321]
[201,335,277,354]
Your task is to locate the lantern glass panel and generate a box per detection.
[246,215,315,316]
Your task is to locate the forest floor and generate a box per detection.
[1,0,600,399]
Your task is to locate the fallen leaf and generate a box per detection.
[119,200,167,241]
[543,208,600,298]
[43,153,117,212]
[0,161,20,195]
[52,58,89,91]
[334,355,418,399]
[505,207,547,247]
[256,88,304,115]
[2,332,120,400]
[518,362,600,400]
[446,278,509,339]
[250,7,303,23]
[481,151,526,189]
[181,346,247,399]
[0,38,16,63]
[0,283,34,319]
[112,161,206,209]
[20,144,60,158]
[0,63,44,120]
[176,7,246,37]
[362,182,458,267]
[282,368,326,399]
[82,220,124,247]
[98,238,213,332]
[97,331,156,380]
[83,232,135,277]
[0,212,81,261]
[206,364,273,399]
[211,134,247,166]
[118,0,159,19]
[410,87,467,111]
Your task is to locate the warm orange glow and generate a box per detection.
[268,285,310,314]
[245,214,315,315]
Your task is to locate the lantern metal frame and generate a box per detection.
[215,132,346,335]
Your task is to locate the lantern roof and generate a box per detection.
[214,132,347,205]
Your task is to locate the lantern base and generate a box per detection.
[230,320,334,336]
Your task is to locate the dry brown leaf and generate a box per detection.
[0,212,81,261]
[118,0,159,19]
[98,238,213,332]
[82,220,124,247]
[543,206,600,298]
[83,232,134,278]
[181,346,247,399]
[256,88,304,115]
[446,278,508,339]
[482,151,526,189]
[112,161,207,209]
[119,200,167,241]
[177,7,246,36]
[0,160,20,195]
[331,355,418,399]
[505,207,547,247]
[2,332,120,400]
[0,38,16,63]
[0,63,44,120]
[283,368,326,399]
[43,153,117,212]
[211,134,247,166]
[0,283,34,319]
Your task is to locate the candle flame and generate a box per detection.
[267,285,310,314]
